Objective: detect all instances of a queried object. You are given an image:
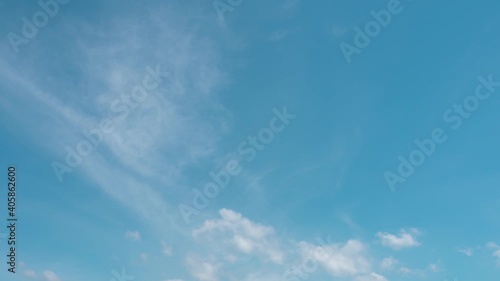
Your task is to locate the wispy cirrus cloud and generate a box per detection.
[0,2,230,241]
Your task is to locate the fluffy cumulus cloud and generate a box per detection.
[190,209,395,281]
[376,228,421,250]
[186,255,220,281]
[193,208,284,264]
[297,239,372,277]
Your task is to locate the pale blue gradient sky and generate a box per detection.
[0,0,499,281]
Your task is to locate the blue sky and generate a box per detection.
[1,0,500,281]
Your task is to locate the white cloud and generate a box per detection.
[380,257,399,270]
[24,269,37,278]
[486,242,500,265]
[379,256,430,276]
[298,239,372,277]
[398,267,425,276]
[0,2,229,241]
[193,209,284,264]
[161,240,173,256]
[399,267,414,275]
[339,213,362,232]
[190,209,402,281]
[376,228,421,250]
[457,247,476,257]
[428,260,441,272]
[43,270,61,281]
[186,255,220,281]
[354,272,388,281]
[239,272,283,281]
[125,230,141,241]
[224,254,238,263]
